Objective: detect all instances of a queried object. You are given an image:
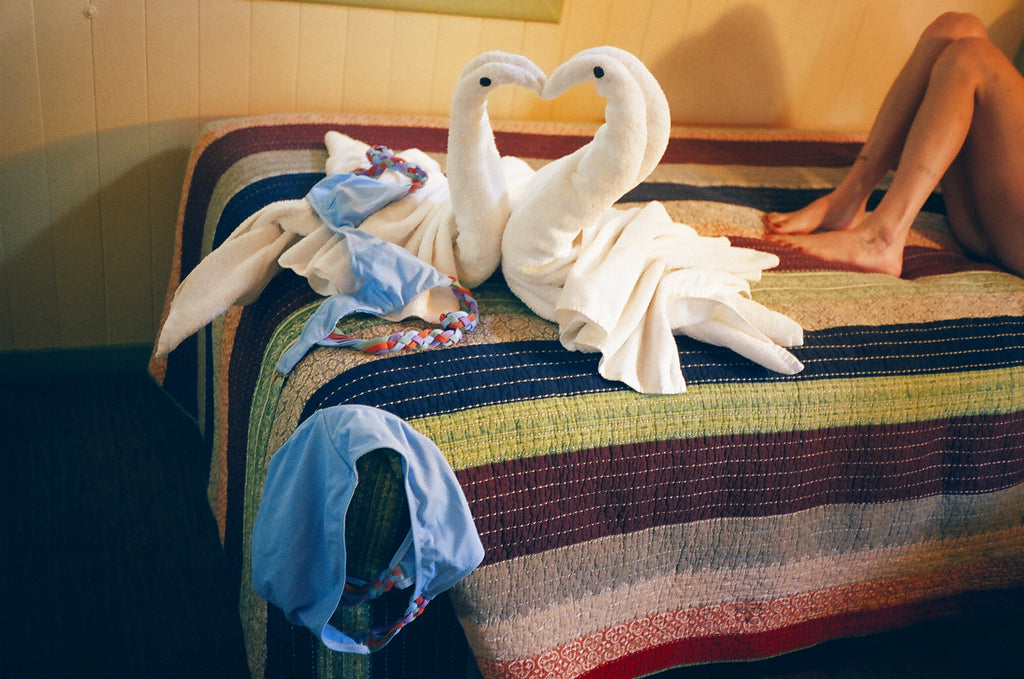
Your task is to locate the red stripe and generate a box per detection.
[579,590,1024,678]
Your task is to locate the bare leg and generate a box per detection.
[941,40,1024,277]
[763,13,986,236]
[768,15,1024,278]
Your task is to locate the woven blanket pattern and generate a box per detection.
[150,114,1024,679]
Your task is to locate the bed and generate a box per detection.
[149,112,1024,679]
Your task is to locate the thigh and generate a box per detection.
[956,42,1024,276]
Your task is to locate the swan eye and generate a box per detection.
[479,77,492,87]
[593,66,604,79]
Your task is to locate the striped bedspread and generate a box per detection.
[150,114,1024,679]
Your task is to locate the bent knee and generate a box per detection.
[922,12,987,43]
[933,35,1008,85]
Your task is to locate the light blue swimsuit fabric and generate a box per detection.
[275,168,452,374]
[251,404,484,654]
[306,172,411,232]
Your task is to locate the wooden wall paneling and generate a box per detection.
[295,2,349,113]
[428,15,483,115]
[146,0,201,331]
[549,0,614,122]
[663,0,787,126]
[638,0,691,122]
[518,14,564,121]
[0,0,57,351]
[766,0,840,129]
[93,1,155,345]
[790,0,865,131]
[341,8,396,114]
[34,0,105,348]
[605,1,652,56]
[199,0,251,121]
[385,12,441,116]
[831,1,905,134]
[250,1,301,115]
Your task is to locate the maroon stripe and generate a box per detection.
[734,239,1008,278]
[458,414,1024,565]
[492,132,862,167]
[661,138,861,167]
[900,245,1004,279]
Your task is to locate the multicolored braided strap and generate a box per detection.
[353,145,428,192]
[338,562,430,651]
[316,279,478,355]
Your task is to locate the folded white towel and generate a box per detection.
[154,200,319,357]
[556,202,803,393]
[502,47,804,394]
[155,52,544,359]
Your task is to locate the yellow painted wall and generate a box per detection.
[1,0,1021,351]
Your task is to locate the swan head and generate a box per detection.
[541,48,640,103]
[454,51,546,103]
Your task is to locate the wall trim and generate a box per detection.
[0,344,153,377]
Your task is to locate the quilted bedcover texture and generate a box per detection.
[150,114,1024,679]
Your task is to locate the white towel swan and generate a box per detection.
[154,52,544,358]
[501,48,804,394]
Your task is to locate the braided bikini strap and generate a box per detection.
[316,280,478,355]
[353,145,428,192]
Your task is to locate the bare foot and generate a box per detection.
[762,193,867,235]
[768,223,906,277]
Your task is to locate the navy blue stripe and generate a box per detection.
[213,173,325,248]
[300,315,1024,423]
[619,183,947,216]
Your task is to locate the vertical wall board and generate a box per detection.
[604,1,651,56]
[34,0,106,348]
[787,0,866,132]
[428,15,483,115]
[0,0,58,350]
[638,0,691,76]
[766,0,839,129]
[92,1,154,344]
[828,2,903,133]
[199,0,251,121]
[146,0,201,331]
[340,9,396,113]
[385,12,441,116]
[549,0,613,122]
[295,3,349,113]
[250,2,301,115]
[517,17,564,121]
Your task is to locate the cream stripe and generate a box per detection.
[457,524,1024,662]
[755,271,1024,330]
[458,483,1024,624]
[473,560,1020,679]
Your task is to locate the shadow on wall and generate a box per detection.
[653,5,790,127]
[1,121,195,351]
[986,3,1024,62]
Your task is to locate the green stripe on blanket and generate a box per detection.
[414,367,1023,471]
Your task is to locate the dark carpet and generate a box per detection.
[1,366,1021,678]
